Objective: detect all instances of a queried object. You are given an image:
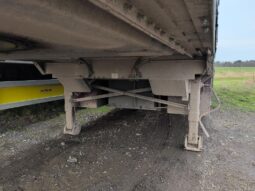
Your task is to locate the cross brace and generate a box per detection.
[73,85,188,114]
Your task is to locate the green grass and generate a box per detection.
[84,105,113,114]
[214,67,255,112]
[215,67,255,73]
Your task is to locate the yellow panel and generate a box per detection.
[0,84,64,105]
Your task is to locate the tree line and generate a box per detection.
[215,60,255,67]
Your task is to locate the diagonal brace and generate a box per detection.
[93,85,187,113]
[73,87,151,103]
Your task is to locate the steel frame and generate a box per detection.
[64,85,189,136]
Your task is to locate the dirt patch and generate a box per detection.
[0,108,254,191]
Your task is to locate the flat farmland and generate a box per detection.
[214,67,255,111]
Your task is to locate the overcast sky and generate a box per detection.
[215,0,255,61]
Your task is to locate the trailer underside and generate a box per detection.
[0,0,219,151]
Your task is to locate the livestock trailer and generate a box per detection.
[0,0,219,151]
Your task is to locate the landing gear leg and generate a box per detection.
[184,79,202,151]
[63,90,81,135]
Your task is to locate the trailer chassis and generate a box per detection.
[35,59,211,152]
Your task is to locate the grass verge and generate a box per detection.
[214,67,255,112]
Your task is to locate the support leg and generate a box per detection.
[63,90,81,135]
[38,62,91,135]
[184,79,202,151]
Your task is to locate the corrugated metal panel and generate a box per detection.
[0,0,217,60]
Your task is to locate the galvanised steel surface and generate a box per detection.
[0,0,218,62]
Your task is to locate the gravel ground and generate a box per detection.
[0,106,254,191]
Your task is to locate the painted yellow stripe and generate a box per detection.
[0,84,64,105]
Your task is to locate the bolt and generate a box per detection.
[146,18,153,25]
[203,27,210,33]
[123,2,132,11]
[168,37,174,42]
[202,17,209,26]
[154,24,160,31]
[175,42,180,46]
[160,30,166,36]
[137,12,145,21]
